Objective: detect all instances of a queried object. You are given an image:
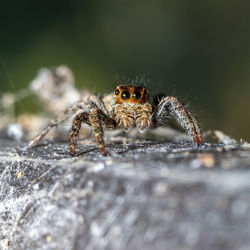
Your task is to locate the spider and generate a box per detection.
[29,85,203,155]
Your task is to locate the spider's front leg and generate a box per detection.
[70,109,116,156]
[89,109,110,155]
[70,112,89,155]
[153,96,203,144]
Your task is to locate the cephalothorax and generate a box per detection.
[29,85,203,155]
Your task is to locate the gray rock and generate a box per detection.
[0,138,250,250]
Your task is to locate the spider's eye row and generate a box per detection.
[121,91,130,100]
[132,90,141,100]
[143,90,147,95]
[115,89,120,95]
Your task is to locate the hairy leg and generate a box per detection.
[70,109,117,156]
[89,109,110,155]
[28,103,80,147]
[70,112,89,155]
[28,96,106,148]
[153,96,203,144]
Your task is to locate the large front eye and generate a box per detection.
[121,91,130,100]
[132,90,141,100]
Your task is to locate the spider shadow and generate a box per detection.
[70,140,152,157]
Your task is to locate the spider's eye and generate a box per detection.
[115,89,120,95]
[132,90,141,100]
[143,90,147,95]
[121,91,130,100]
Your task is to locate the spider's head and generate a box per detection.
[113,85,149,104]
[112,85,152,131]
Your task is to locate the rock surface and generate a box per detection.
[0,138,250,250]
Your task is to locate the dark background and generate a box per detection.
[0,0,249,141]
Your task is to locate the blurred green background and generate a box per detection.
[0,0,249,140]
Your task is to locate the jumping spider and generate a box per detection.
[29,85,203,155]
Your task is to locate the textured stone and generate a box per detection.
[0,138,250,250]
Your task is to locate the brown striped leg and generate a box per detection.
[155,96,203,144]
[89,109,110,156]
[70,112,89,155]
[96,109,117,129]
[70,109,116,155]
[28,103,80,147]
